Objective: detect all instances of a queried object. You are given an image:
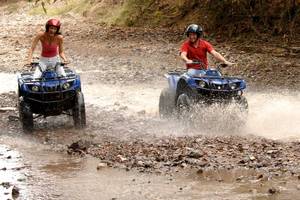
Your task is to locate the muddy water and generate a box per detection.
[1,72,300,199]
[1,136,300,200]
[83,82,162,115]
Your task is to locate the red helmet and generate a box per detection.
[45,19,61,33]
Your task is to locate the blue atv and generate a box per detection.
[17,62,86,132]
[159,61,248,118]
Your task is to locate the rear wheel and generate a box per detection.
[19,100,33,132]
[73,92,86,128]
[159,88,176,118]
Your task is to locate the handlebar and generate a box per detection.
[188,60,228,70]
[189,60,204,65]
[24,62,68,67]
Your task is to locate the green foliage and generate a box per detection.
[29,0,91,15]
[25,0,299,39]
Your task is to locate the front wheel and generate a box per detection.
[19,100,33,132]
[176,93,192,119]
[232,96,249,126]
[73,92,86,129]
[159,88,176,118]
[235,96,249,113]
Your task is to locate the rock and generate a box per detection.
[238,159,247,164]
[8,115,19,122]
[97,162,108,170]
[249,156,256,161]
[290,47,300,53]
[137,110,146,115]
[236,176,244,182]
[17,178,26,182]
[137,161,144,167]
[116,155,127,162]
[143,161,153,168]
[7,155,12,159]
[187,148,203,159]
[197,169,204,174]
[67,140,90,155]
[1,182,11,189]
[257,174,263,179]
[12,186,20,198]
[268,187,278,194]
[0,51,8,55]
[267,150,277,154]
[297,185,300,190]
[0,107,17,112]
[180,163,187,168]
[198,161,208,167]
[114,102,120,106]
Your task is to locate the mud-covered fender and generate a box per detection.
[176,74,199,93]
[74,75,82,91]
[165,74,180,93]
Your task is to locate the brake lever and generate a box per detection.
[219,63,228,68]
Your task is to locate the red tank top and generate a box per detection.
[41,40,58,57]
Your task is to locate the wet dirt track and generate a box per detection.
[1,2,300,200]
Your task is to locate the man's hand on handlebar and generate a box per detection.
[223,60,235,67]
[185,59,194,64]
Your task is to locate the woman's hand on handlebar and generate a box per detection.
[62,59,70,64]
[23,61,32,68]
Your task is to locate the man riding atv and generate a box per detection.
[180,24,234,75]
[26,19,69,78]
[158,24,248,121]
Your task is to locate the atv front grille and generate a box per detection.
[209,83,229,90]
[27,91,76,102]
[43,85,61,92]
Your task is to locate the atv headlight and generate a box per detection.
[31,85,39,92]
[62,82,71,90]
[198,80,206,88]
[229,83,238,90]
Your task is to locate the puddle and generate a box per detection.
[1,137,300,200]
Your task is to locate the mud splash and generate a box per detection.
[0,73,17,94]
[1,72,299,140]
[84,80,300,140]
[245,92,300,140]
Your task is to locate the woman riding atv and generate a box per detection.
[26,19,69,79]
[180,24,234,76]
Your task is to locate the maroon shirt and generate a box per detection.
[180,39,214,69]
